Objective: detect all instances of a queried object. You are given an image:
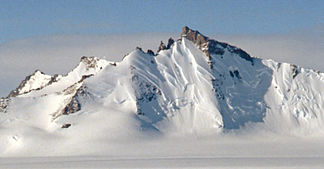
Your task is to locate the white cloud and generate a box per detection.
[1,30,323,97]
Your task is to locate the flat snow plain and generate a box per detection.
[1,135,324,168]
[1,156,324,169]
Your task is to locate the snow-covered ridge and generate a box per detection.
[7,70,55,97]
[0,27,324,156]
[20,56,109,97]
[0,56,110,120]
[181,26,253,64]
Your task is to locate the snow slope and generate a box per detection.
[0,27,324,158]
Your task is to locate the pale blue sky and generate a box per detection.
[1,0,324,43]
[1,0,324,96]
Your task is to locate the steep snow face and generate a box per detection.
[129,39,223,133]
[207,45,273,129]
[179,27,324,133]
[59,42,224,135]
[179,26,273,129]
[263,61,324,135]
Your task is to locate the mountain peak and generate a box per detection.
[181,26,253,64]
[7,70,53,97]
[181,26,208,46]
[33,69,45,75]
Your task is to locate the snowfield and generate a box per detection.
[1,134,324,168]
[0,27,324,168]
[1,156,324,169]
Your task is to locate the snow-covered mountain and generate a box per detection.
[1,27,324,153]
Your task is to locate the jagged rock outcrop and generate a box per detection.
[61,84,82,116]
[80,56,103,71]
[61,123,71,128]
[157,41,167,53]
[49,74,61,84]
[166,38,175,49]
[290,64,300,79]
[52,76,93,120]
[181,26,253,64]
[61,84,92,116]
[0,98,9,113]
[181,26,209,47]
[157,38,175,53]
[147,49,155,55]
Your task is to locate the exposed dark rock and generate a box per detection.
[132,75,161,102]
[61,123,71,128]
[291,64,300,79]
[181,26,208,46]
[62,93,81,115]
[157,41,167,53]
[147,49,155,55]
[131,74,162,116]
[80,56,100,70]
[52,72,95,120]
[229,71,234,78]
[234,70,242,79]
[157,38,175,53]
[181,26,254,64]
[56,84,90,119]
[79,74,94,83]
[61,76,94,116]
[136,46,143,52]
[211,78,225,100]
[166,38,175,49]
[277,63,282,70]
[49,74,61,84]
[207,40,226,55]
[207,61,213,69]
[110,62,117,66]
[80,56,87,60]
[122,53,129,61]
[0,97,9,113]
[137,111,144,115]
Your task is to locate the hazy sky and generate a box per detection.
[0,0,324,96]
[1,0,324,43]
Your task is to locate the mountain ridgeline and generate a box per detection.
[1,27,323,135]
